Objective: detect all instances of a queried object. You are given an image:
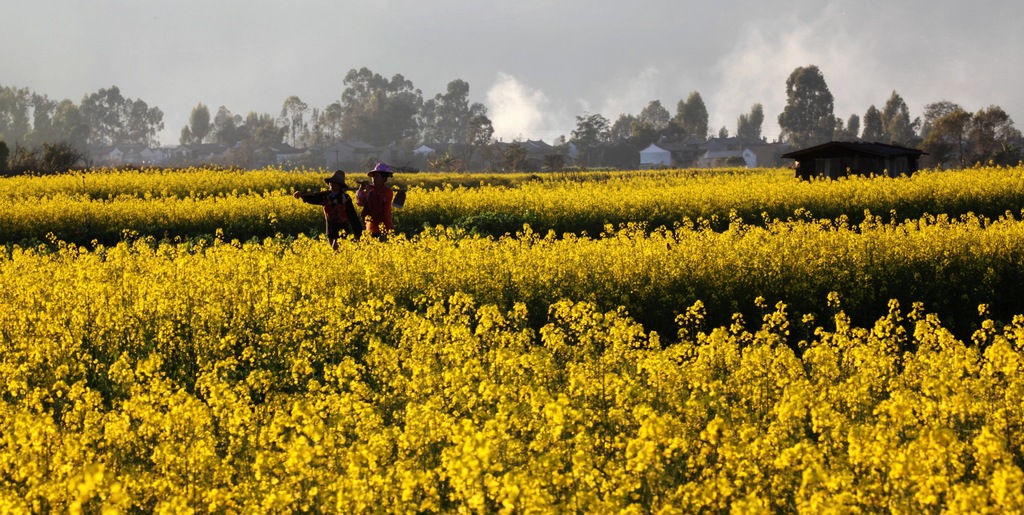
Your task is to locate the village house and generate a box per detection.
[321,140,391,169]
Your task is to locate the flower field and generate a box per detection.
[2,166,1024,512]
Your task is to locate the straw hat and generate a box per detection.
[367,162,393,178]
[324,170,350,188]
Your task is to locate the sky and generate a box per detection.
[6,0,1024,146]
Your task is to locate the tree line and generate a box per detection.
[776,65,1022,167]
[2,65,1020,173]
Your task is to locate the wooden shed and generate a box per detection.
[782,141,926,180]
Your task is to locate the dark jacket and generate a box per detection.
[299,190,363,240]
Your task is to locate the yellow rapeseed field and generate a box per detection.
[1,166,1023,512]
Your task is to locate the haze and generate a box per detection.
[6,0,1023,145]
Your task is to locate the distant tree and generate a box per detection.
[0,86,32,144]
[320,102,344,142]
[279,96,308,147]
[631,121,659,147]
[179,126,193,146]
[418,79,492,166]
[571,112,610,166]
[0,141,8,173]
[846,114,861,140]
[180,103,212,145]
[881,91,920,146]
[832,116,847,141]
[340,67,423,146]
[27,93,58,145]
[4,141,85,176]
[499,142,527,171]
[922,107,971,167]
[736,103,764,141]
[968,105,1022,165]
[777,65,834,148]
[639,100,671,131]
[609,114,639,142]
[861,105,885,142]
[675,91,709,141]
[466,113,495,165]
[718,126,729,138]
[543,152,566,171]
[243,112,285,148]
[79,86,164,146]
[420,79,488,144]
[211,106,243,146]
[920,100,963,141]
[305,107,327,148]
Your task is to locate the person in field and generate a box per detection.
[293,169,363,248]
[356,162,396,241]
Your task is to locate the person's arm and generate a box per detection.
[294,191,328,205]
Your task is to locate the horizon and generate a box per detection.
[6,1,1024,146]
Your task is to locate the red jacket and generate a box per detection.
[359,185,394,235]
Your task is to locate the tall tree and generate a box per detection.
[419,79,489,145]
[881,91,919,146]
[736,103,764,141]
[27,93,58,145]
[339,67,423,146]
[243,112,285,149]
[79,86,163,146]
[846,113,861,140]
[639,100,671,131]
[861,105,885,142]
[920,100,963,141]
[777,65,834,147]
[180,103,212,145]
[211,106,243,146]
[320,102,344,142]
[922,107,971,167]
[279,96,308,147]
[51,99,89,149]
[609,114,639,142]
[675,92,709,141]
[466,113,495,163]
[0,86,32,144]
[571,112,611,166]
[968,105,1022,165]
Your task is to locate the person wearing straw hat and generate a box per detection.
[356,162,395,240]
[293,169,363,248]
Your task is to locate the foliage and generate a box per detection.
[340,67,423,147]
[498,143,528,172]
[881,90,921,146]
[673,91,710,142]
[180,103,212,146]
[778,66,835,148]
[861,105,885,142]
[78,85,164,146]
[571,113,611,166]
[736,103,764,141]
[1,141,85,177]
[5,165,1024,511]
[1,232,1023,511]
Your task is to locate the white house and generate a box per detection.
[639,143,672,168]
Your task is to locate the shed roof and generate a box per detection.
[781,141,926,160]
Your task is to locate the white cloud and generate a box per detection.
[598,67,662,119]
[710,4,877,140]
[485,73,569,142]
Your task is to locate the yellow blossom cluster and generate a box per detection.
[4,165,1024,245]
[3,165,1024,511]
[0,232,1022,511]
